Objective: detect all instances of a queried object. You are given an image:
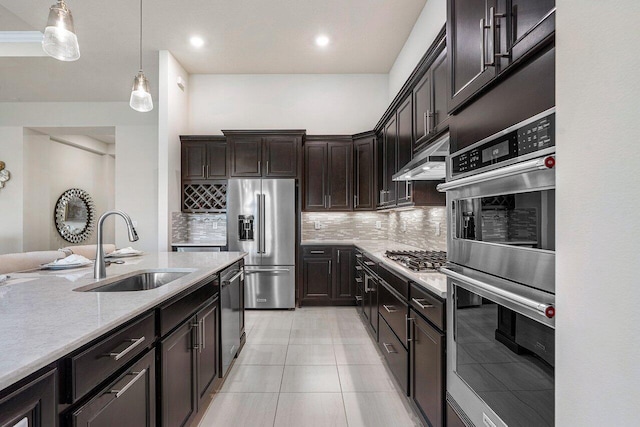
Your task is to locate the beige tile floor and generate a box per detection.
[197,307,422,427]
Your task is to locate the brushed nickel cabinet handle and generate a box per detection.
[337,249,340,263]
[310,250,325,254]
[107,337,146,361]
[383,343,397,354]
[412,298,434,310]
[480,18,486,71]
[192,320,200,350]
[202,165,206,177]
[200,318,205,352]
[423,112,428,137]
[109,369,146,398]
[383,304,397,313]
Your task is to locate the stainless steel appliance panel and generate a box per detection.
[244,266,295,309]
[220,266,242,376]
[261,179,296,266]
[227,179,261,265]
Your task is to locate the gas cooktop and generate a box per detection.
[384,250,447,272]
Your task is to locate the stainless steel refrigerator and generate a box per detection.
[227,179,296,309]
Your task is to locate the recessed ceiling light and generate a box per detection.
[190,36,204,48]
[315,35,329,47]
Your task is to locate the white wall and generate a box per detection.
[388,0,447,101]
[0,127,24,254]
[158,51,190,251]
[556,1,640,425]
[0,102,158,253]
[188,74,388,134]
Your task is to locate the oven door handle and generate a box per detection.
[440,267,555,319]
[436,155,555,192]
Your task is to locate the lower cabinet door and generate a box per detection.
[161,318,197,427]
[378,315,408,394]
[0,369,57,427]
[196,302,218,407]
[410,310,445,427]
[72,350,155,427]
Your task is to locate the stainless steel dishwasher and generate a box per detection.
[220,262,242,377]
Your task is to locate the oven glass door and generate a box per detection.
[454,285,554,426]
[453,188,555,251]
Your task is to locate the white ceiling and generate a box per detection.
[0,0,426,102]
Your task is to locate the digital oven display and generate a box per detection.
[452,113,555,176]
[482,140,509,163]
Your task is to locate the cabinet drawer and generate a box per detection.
[361,253,378,272]
[378,264,409,299]
[159,279,218,337]
[71,349,156,427]
[69,313,155,403]
[302,246,332,257]
[378,315,408,394]
[410,284,444,331]
[378,282,409,348]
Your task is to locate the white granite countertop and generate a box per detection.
[301,239,447,298]
[171,241,227,247]
[0,251,245,392]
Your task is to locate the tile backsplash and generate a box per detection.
[302,207,447,251]
[171,212,227,243]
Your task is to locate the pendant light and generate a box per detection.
[129,0,153,112]
[42,0,80,61]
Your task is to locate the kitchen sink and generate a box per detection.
[74,270,193,292]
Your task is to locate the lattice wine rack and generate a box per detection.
[182,182,227,212]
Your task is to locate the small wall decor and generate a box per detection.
[0,161,10,189]
[54,188,96,243]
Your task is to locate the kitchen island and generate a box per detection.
[0,251,246,427]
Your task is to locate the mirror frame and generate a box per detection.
[54,188,96,243]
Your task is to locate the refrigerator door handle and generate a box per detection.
[256,194,262,254]
[260,193,266,255]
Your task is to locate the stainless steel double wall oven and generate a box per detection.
[439,108,556,427]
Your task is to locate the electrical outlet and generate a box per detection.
[401,222,407,232]
[482,413,497,427]
[375,221,382,229]
[435,222,441,236]
[314,221,322,230]
[212,222,218,229]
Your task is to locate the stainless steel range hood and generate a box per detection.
[392,133,449,181]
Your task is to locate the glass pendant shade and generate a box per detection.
[42,1,80,61]
[129,71,153,112]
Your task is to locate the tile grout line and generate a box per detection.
[271,318,294,427]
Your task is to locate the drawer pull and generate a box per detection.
[412,298,434,310]
[355,277,363,283]
[355,266,363,271]
[355,295,363,302]
[107,337,145,361]
[364,261,376,266]
[382,343,397,354]
[356,254,363,258]
[109,369,146,398]
[309,250,325,254]
[382,304,397,313]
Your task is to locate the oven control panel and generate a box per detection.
[452,112,555,176]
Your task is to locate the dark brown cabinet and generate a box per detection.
[225,131,303,178]
[353,132,376,210]
[447,402,468,427]
[447,0,555,112]
[181,138,228,179]
[410,308,445,427]
[396,96,413,205]
[0,369,56,427]
[72,350,155,427]
[304,137,352,211]
[379,117,397,208]
[196,303,218,408]
[301,246,357,306]
[413,43,450,153]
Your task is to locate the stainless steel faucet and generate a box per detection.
[94,210,139,279]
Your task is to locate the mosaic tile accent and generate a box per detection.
[301,212,389,241]
[171,212,227,244]
[387,207,447,251]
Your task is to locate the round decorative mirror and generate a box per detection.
[54,188,96,243]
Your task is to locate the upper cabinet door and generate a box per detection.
[206,141,228,178]
[396,96,413,205]
[263,136,299,178]
[229,137,262,177]
[447,0,498,112]
[431,47,450,133]
[383,116,397,207]
[509,0,555,63]
[327,142,352,211]
[304,143,327,210]
[413,68,432,150]
[353,136,375,211]
[181,142,207,180]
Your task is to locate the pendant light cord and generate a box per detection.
[139,0,143,71]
